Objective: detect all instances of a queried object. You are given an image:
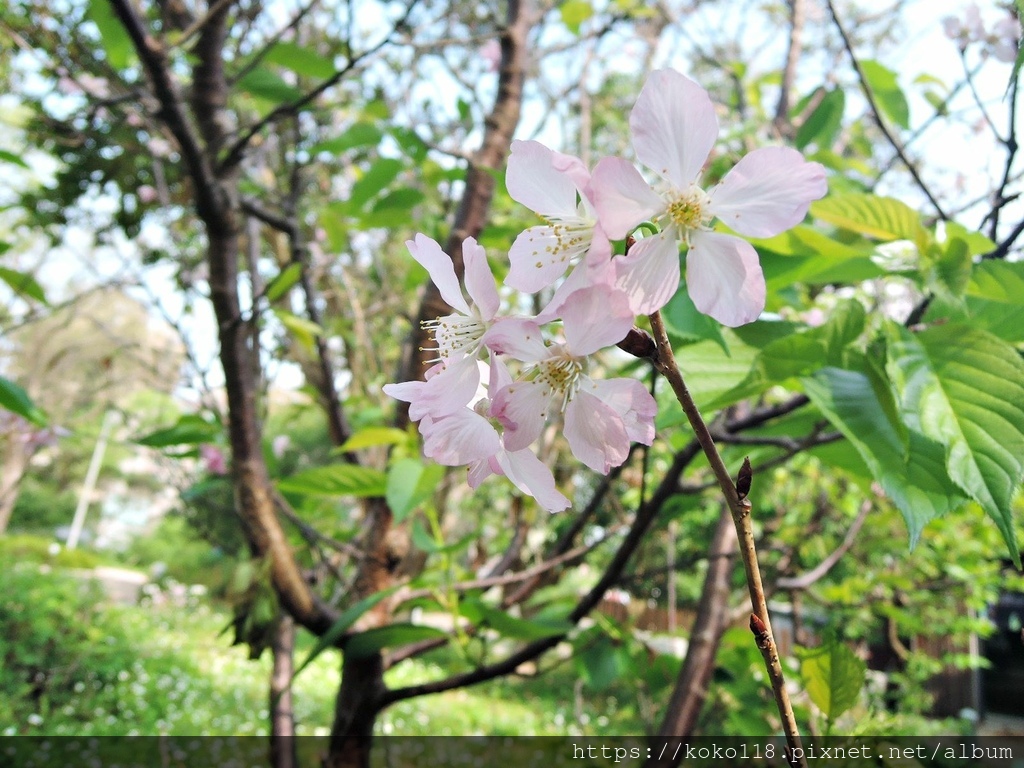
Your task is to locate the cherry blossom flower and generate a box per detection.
[589,69,828,326]
[418,357,571,512]
[491,285,656,473]
[505,140,612,298]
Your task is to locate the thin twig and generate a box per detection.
[647,310,806,768]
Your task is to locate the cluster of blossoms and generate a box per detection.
[385,69,827,511]
[943,3,1020,62]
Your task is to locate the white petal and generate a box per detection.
[709,147,828,238]
[613,230,681,315]
[560,284,634,357]
[590,378,657,445]
[482,317,547,361]
[421,409,500,466]
[497,449,572,512]
[631,69,718,189]
[507,225,579,292]
[406,354,481,421]
[564,391,630,474]
[506,140,584,217]
[461,237,500,319]
[491,380,552,452]
[686,231,766,327]
[589,157,664,240]
[407,234,470,315]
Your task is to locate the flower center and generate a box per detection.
[422,314,486,361]
[664,184,712,235]
[533,347,585,411]
[528,214,592,270]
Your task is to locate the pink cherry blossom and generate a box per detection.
[505,140,613,302]
[491,285,655,473]
[589,69,827,326]
[418,357,571,512]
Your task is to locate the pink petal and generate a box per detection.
[589,378,657,445]
[491,381,552,452]
[506,140,584,217]
[589,157,664,240]
[507,225,580,292]
[631,69,718,189]
[461,237,500,319]
[497,449,572,512]
[709,147,827,238]
[564,391,630,474]
[481,317,546,361]
[403,355,482,421]
[467,457,496,488]
[486,353,513,396]
[686,231,766,327]
[535,257,605,324]
[421,410,500,465]
[407,234,471,315]
[613,230,681,315]
[560,284,634,357]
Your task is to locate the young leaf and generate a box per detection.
[860,60,910,129]
[963,260,1024,342]
[277,464,387,498]
[263,41,336,80]
[0,376,47,426]
[338,426,410,452]
[0,266,48,304]
[238,68,303,104]
[886,323,1024,565]
[797,637,866,722]
[264,263,303,303]
[386,457,444,521]
[474,601,572,641]
[87,0,134,69]
[310,123,383,155]
[795,87,845,150]
[348,158,403,208]
[812,194,926,243]
[136,414,220,447]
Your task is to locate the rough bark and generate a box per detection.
[270,614,297,768]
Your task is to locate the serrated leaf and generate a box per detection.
[136,414,220,447]
[861,60,910,129]
[87,0,134,69]
[963,260,1024,341]
[0,376,47,426]
[344,623,448,659]
[386,457,444,521]
[0,266,48,304]
[797,637,866,721]
[277,464,387,497]
[265,263,303,303]
[293,587,398,679]
[796,88,845,150]
[802,365,969,546]
[812,194,926,243]
[263,41,336,80]
[339,427,409,452]
[932,237,972,299]
[310,123,383,155]
[886,323,1024,564]
[238,68,303,104]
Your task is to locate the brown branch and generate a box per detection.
[774,0,806,137]
[776,498,870,590]
[647,311,806,767]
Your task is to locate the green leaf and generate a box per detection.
[963,260,1024,341]
[802,365,969,546]
[273,309,322,351]
[265,263,303,303]
[560,0,594,33]
[344,623,448,659]
[662,283,727,349]
[136,414,220,447]
[371,187,425,213]
[0,150,29,169]
[339,427,410,452]
[885,324,1024,564]
[0,376,47,426]
[277,464,387,498]
[931,237,972,299]
[237,68,303,104]
[349,158,403,208]
[410,519,475,554]
[0,266,48,304]
[797,636,866,721]
[263,41,336,80]
[795,88,845,150]
[812,193,926,243]
[386,457,444,521]
[87,0,134,69]
[470,599,572,641]
[292,587,399,679]
[575,634,629,691]
[310,123,383,155]
[861,60,910,129]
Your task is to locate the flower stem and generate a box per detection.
[647,311,806,767]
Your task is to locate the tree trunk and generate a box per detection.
[647,506,737,766]
[270,613,297,768]
[0,438,30,534]
[323,653,386,768]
